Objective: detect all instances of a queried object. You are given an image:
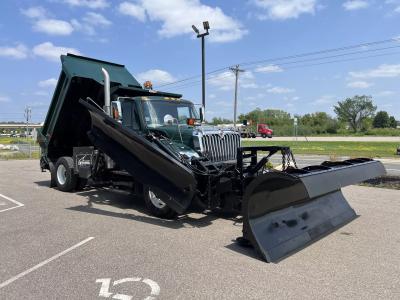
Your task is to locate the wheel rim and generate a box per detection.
[57,164,67,185]
[148,190,166,209]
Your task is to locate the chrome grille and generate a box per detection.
[201,132,240,162]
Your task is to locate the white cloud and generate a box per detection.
[343,1,370,11]
[71,12,112,34]
[72,12,111,35]
[215,100,232,108]
[241,83,259,89]
[61,0,109,9]
[349,64,400,78]
[385,0,400,13]
[33,42,81,62]
[254,0,318,20]
[136,69,176,85]
[255,64,283,73]
[375,90,395,97]
[71,19,95,35]
[266,86,294,94]
[209,71,255,90]
[38,78,58,88]
[312,95,336,105]
[118,2,146,22]
[118,0,247,43]
[83,12,112,26]
[0,44,28,59]
[33,19,74,35]
[0,95,10,102]
[21,6,47,19]
[34,91,50,96]
[22,7,110,36]
[347,81,373,88]
[22,6,74,36]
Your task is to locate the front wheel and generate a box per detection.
[55,157,78,192]
[144,186,177,219]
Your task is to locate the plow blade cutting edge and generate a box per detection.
[242,159,385,262]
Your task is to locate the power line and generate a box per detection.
[154,37,399,89]
[239,38,399,67]
[162,49,400,91]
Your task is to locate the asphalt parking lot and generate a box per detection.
[0,160,399,299]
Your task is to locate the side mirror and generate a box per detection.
[111,101,122,122]
[199,107,204,122]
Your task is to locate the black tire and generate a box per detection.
[48,161,57,188]
[267,134,272,139]
[261,134,266,138]
[55,157,78,192]
[143,186,177,219]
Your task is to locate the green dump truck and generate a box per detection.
[38,54,385,262]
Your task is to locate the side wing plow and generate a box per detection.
[240,148,385,262]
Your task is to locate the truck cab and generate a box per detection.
[111,96,201,158]
[257,123,273,138]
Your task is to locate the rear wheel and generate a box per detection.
[261,134,266,138]
[55,157,78,192]
[144,186,177,219]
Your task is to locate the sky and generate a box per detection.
[0,0,400,123]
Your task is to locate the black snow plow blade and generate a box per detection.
[242,158,385,262]
[80,99,196,214]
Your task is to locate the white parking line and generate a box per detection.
[386,169,400,173]
[0,237,94,290]
[0,193,24,213]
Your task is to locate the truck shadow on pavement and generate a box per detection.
[35,180,259,260]
[64,186,241,230]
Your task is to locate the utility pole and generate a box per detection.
[24,106,31,138]
[230,65,244,128]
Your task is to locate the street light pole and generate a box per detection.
[201,35,205,122]
[192,21,209,123]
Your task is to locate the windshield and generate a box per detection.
[142,100,199,128]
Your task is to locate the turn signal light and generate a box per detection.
[187,118,195,126]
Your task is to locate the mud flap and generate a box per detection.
[80,99,196,214]
[242,160,385,262]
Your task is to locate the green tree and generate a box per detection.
[373,111,390,128]
[389,116,397,128]
[210,117,232,125]
[334,95,377,132]
[300,112,339,134]
[238,108,292,126]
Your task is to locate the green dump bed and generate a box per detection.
[38,54,180,162]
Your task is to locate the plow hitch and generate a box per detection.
[238,147,386,262]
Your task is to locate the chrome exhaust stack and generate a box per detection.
[101,67,111,116]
